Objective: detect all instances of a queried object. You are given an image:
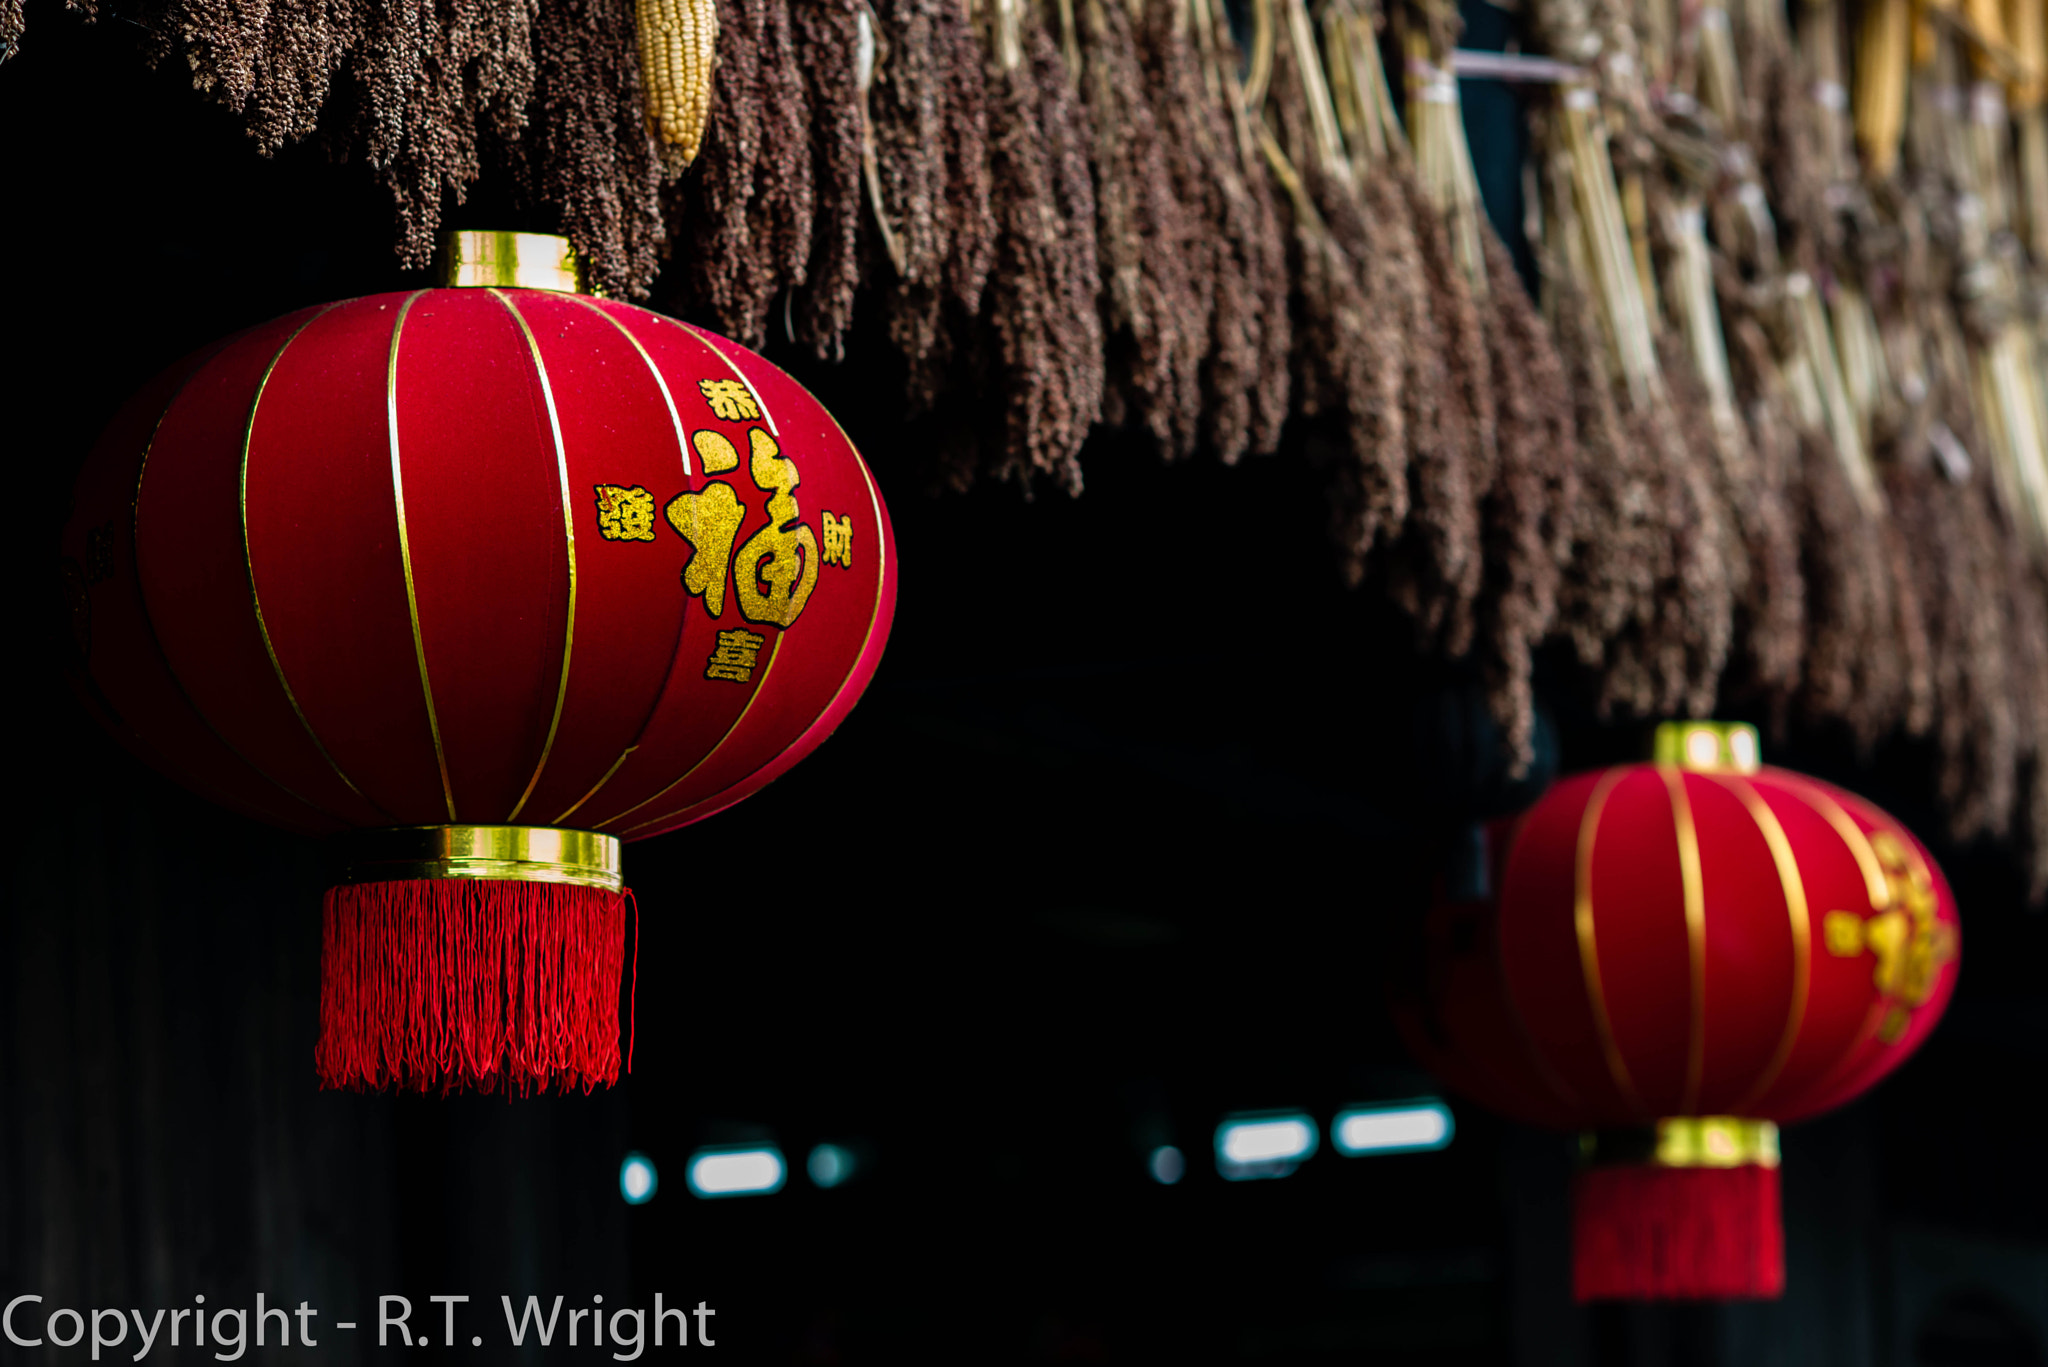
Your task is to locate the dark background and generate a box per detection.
[7,3,2048,1363]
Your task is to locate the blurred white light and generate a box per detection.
[1685,727,1721,767]
[808,1144,855,1189]
[686,1147,786,1198]
[1215,1114,1318,1180]
[619,1152,658,1205]
[1148,1145,1185,1185]
[1729,728,1759,770]
[1333,1102,1455,1156]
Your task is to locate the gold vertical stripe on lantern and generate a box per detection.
[133,332,341,825]
[241,305,385,819]
[1721,775,1814,1113]
[241,302,386,821]
[384,289,460,821]
[1786,780,1892,908]
[1657,766,1710,1116]
[489,289,581,824]
[546,298,698,829]
[1575,768,1648,1116]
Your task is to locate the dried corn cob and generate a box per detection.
[1854,0,1912,178]
[639,0,719,176]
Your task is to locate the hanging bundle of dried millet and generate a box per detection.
[972,0,1103,491]
[1890,443,2018,843]
[1640,337,1737,718]
[1136,0,1290,465]
[1262,10,1411,572]
[513,0,665,296]
[664,0,815,345]
[1199,0,1294,459]
[864,0,996,413]
[147,0,372,157]
[869,0,949,400]
[1539,156,1669,716]
[2,0,25,62]
[1377,160,1487,659]
[1076,0,1207,459]
[2004,554,2048,904]
[1792,421,1914,747]
[1474,232,1583,770]
[790,0,863,358]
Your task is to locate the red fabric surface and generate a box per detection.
[61,332,337,829]
[1573,1163,1785,1301]
[1407,764,1961,1128]
[243,296,450,819]
[67,288,897,836]
[1495,771,1634,1119]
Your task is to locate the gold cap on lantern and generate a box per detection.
[332,824,622,891]
[1653,721,1761,773]
[434,231,588,294]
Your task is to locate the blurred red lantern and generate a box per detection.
[1398,723,1959,1300]
[61,233,897,1095]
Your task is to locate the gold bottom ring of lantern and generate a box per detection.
[1579,1116,1781,1169]
[330,825,622,892]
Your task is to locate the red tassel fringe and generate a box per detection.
[1573,1163,1785,1301]
[316,878,631,1095]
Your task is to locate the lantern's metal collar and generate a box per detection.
[433,231,588,295]
[331,824,622,891]
[1654,721,1761,773]
[1579,1117,1781,1170]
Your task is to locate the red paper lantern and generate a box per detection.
[1398,723,1959,1301]
[60,233,897,1095]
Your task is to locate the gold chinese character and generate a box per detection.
[698,378,761,423]
[1877,1006,1911,1044]
[821,511,854,568]
[1822,911,1864,957]
[735,427,820,628]
[705,628,767,682]
[593,484,658,542]
[1825,829,1956,1045]
[693,429,742,474]
[664,481,746,618]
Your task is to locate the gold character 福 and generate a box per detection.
[664,481,746,617]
